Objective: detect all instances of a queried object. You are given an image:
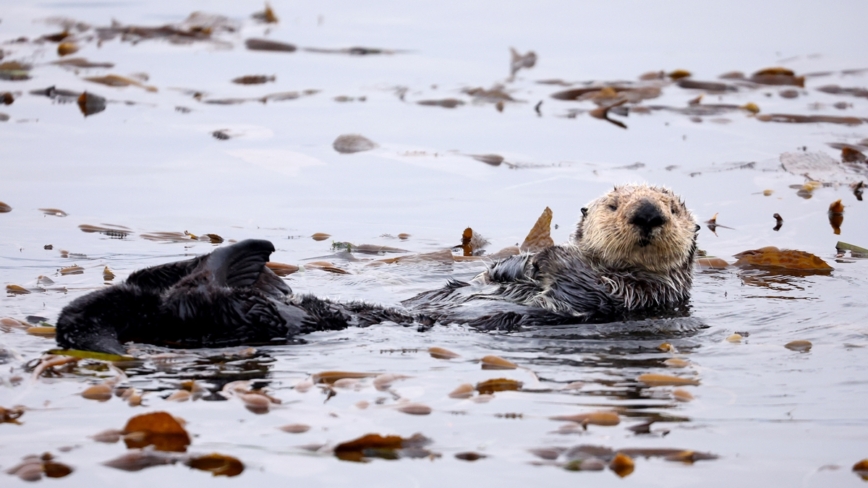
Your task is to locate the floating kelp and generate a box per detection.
[749,67,804,87]
[476,378,522,394]
[51,57,114,69]
[251,3,278,23]
[417,98,465,108]
[39,208,67,217]
[677,79,737,92]
[510,47,537,77]
[232,75,275,85]
[303,46,399,55]
[757,114,863,125]
[733,247,832,271]
[77,91,107,116]
[6,454,74,481]
[30,85,82,100]
[78,223,131,238]
[84,74,157,92]
[0,61,32,81]
[590,100,628,129]
[57,42,79,56]
[1,92,14,105]
[816,85,868,99]
[333,433,433,462]
[245,38,296,52]
[520,207,554,252]
[96,13,237,45]
[0,201,11,213]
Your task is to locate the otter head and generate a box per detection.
[571,184,698,274]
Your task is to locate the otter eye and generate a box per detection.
[580,207,588,217]
[607,204,617,211]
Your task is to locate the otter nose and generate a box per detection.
[629,200,666,233]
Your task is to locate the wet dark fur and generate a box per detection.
[56,240,418,354]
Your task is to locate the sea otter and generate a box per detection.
[403,184,699,329]
[55,240,416,354]
[55,184,697,353]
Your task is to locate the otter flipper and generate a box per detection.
[203,239,276,289]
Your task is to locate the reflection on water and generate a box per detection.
[2,0,868,485]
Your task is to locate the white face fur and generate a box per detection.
[571,184,698,273]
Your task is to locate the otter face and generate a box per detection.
[572,184,697,273]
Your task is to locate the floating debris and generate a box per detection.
[0,61,31,81]
[304,46,398,55]
[773,213,783,232]
[471,154,504,166]
[279,424,310,434]
[757,114,862,125]
[449,384,475,399]
[333,134,377,154]
[84,74,157,92]
[57,42,79,56]
[476,378,522,394]
[750,67,804,87]
[0,201,12,212]
[829,199,845,235]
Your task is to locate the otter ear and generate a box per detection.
[694,224,701,232]
[581,207,588,217]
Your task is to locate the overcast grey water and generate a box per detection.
[2,1,868,486]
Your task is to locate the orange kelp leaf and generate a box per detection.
[609,453,635,477]
[123,411,191,452]
[0,201,12,212]
[829,200,844,235]
[663,358,690,368]
[668,69,692,80]
[252,3,279,23]
[334,434,403,462]
[1,92,14,105]
[26,326,56,337]
[480,355,518,370]
[333,433,432,462]
[471,154,504,166]
[756,114,862,125]
[245,38,296,52]
[42,461,73,478]
[460,227,473,256]
[82,384,113,401]
[589,100,628,129]
[6,285,30,295]
[637,374,699,387]
[84,74,157,92]
[428,347,460,359]
[311,232,331,241]
[232,75,275,85]
[333,134,377,154]
[696,257,728,269]
[1,406,24,424]
[672,389,694,402]
[829,199,845,213]
[842,147,867,163]
[732,247,832,271]
[417,98,465,108]
[726,333,743,343]
[754,67,795,77]
[785,340,812,352]
[103,451,178,471]
[378,249,453,265]
[103,266,115,281]
[77,91,107,117]
[476,378,522,394]
[265,262,299,276]
[449,384,475,399]
[185,453,244,477]
[57,42,79,56]
[854,459,868,479]
[305,262,349,274]
[550,411,621,426]
[520,207,554,252]
[312,371,378,384]
[60,265,84,275]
